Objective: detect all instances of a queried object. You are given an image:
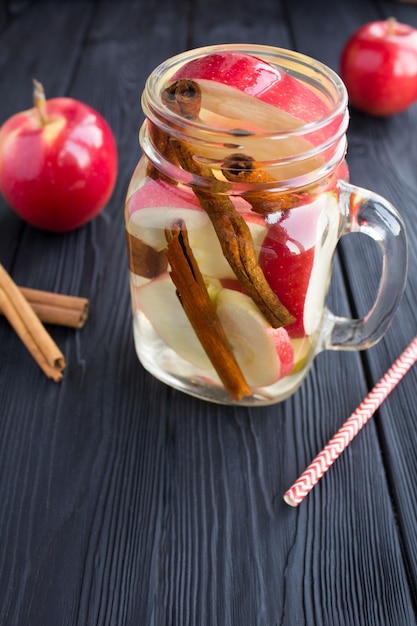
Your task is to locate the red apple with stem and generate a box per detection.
[340,18,417,116]
[0,80,118,232]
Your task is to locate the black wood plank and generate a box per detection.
[349,0,417,592]
[187,0,292,48]
[1,1,417,625]
[180,2,413,623]
[290,0,417,606]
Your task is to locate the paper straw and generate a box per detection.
[284,335,417,507]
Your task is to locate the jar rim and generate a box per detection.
[142,43,348,139]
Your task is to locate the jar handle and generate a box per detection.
[321,180,408,351]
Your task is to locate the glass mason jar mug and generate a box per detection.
[124,44,407,406]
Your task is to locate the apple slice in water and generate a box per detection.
[303,192,340,336]
[127,178,268,279]
[135,272,212,369]
[179,80,322,181]
[291,336,315,372]
[167,79,326,182]
[128,204,208,251]
[136,275,294,388]
[171,51,341,177]
[197,78,304,132]
[127,178,201,217]
[216,287,294,387]
[259,192,340,338]
[172,51,329,123]
[259,199,321,338]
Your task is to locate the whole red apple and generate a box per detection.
[340,18,417,116]
[0,80,118,232]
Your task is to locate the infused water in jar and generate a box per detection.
[124,44,407,406]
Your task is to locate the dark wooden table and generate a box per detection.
[1,0,417,624]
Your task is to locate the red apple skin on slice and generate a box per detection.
[127,178,269,279]
[259,201,321,338]
[219,279,312,375]
[268,327,294,379]
[127,178,201,216]
[128,177,256,220]
[262,242,315,338]
[215,287,294,387]
[135,276,294,388]
[172,51,329,123]
[259,191,340,339]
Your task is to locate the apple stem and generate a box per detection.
[387,16,397,36]
[33,79,48,125]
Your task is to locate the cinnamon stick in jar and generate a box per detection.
[165,219,252,402]
[170,139,295,328]
[221,153,308,214]
[146,79,204,181]
[159,81,294,328]
[161,79,202,119]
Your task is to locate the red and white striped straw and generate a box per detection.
[284,335,417,507]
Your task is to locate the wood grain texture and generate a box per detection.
[344,0,417,598]
[1,1,417,625]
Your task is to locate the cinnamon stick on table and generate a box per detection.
[17,287,89,328]
[0,264,66,381]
